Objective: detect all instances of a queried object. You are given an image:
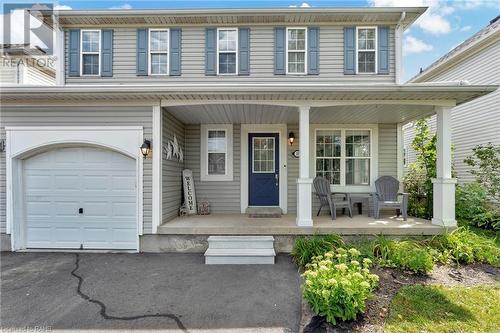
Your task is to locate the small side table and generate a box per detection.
[349,196,371,217]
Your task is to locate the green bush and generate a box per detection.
[403,163,429,219]
[428,228,500,266]
[302,247,379,325]
[456,183,500,230]
[373,237,434,274]
[291,234,344,269]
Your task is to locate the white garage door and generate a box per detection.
[23,147,137,250]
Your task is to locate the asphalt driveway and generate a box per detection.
[1,252,301,332]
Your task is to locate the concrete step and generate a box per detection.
[246,207,282,218]
[208,236,274,249]
[205,248,276,265]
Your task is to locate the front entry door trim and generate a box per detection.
[240,124,288,214]
[249,133,279,206]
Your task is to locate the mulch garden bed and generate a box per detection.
[300,264,499,333]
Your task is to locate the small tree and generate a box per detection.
[406,118,436,219]
[464,143,500,201]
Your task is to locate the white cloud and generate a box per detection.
[460,25,472,32]
[403,35,433,55]
[110,4,132,10]
[289,2,311,7]
[54,5,72,10]
[368,0,453,35]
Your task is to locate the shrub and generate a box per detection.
[373,237,434,273]
[291,234,344,269]
[456,183,500,230]
[302,247,379,325]
[464,143,500,200]
[428,228,500,266]
[403,163,429,219]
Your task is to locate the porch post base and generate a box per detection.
[296,178,313,227]
[431,177,457,227]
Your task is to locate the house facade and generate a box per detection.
[403,16,499,183]
[0,7,496,252]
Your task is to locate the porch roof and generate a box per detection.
[1,84,497,108]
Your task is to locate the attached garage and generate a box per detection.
[24,147,137,250]
[5,126,145,251]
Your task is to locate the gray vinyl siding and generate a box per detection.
[405,40,499,183]
[162,112,185,222]
[0,106,153,234]
[65,26,395,84]
[183,124,241,213]
[378,123,398,178]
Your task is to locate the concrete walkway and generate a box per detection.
[1,252,301,332]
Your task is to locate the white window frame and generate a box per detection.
[355,26,377,74]
[251,136,276,174]
[80,29,101,76]
[148,28,169,76]
[286,27,307,75]
[200,124,234,181]
[312,125,378,191]
[217,27,238,76]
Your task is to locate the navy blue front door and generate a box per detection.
[249,133,279,206]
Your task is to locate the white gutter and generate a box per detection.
[406,80,471,86]
[395,11,406,85]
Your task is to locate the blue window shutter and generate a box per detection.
[170,28,182,76]
[344,27,356,75]
[274,27,286,75]
[308,27,319,75]
[238,28,250,75]
[136,28,148,76]
[101,29,113,77]
[378,26,389,74]
[205,28,216,76]
[68,29,80,77]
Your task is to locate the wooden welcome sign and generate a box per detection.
[182,169,197,215]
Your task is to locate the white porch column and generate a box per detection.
[296,106,313,227]
[432,106,457,227]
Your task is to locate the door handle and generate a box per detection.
[275,174,279,187]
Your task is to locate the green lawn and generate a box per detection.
[385,284,500,333]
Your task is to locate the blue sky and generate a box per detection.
[19,1,500,81]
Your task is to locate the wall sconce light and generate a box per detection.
[140,140,151,159]
[288,132,295,146]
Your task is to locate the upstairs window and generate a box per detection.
[356,27,377,74]
[149,29,169,75]
[287,28,307,74]
[81,30,100,76]
[217,28,238,75]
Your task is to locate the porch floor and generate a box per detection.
[157,213,444,236]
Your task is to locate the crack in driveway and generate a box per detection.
[70,253,188,332]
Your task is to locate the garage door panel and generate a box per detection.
[24,147,137,250]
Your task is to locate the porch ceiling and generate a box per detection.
[165,103,436,124]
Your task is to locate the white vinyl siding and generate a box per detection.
[217,28,238,75]
[286,27,307,74]
[356,27,377,74]
[81,30,101,76]
[149,29,169,75]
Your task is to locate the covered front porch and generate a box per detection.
[155,85,495,235]
[158,213,442,236]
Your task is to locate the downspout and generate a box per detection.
[395,11,406,85]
